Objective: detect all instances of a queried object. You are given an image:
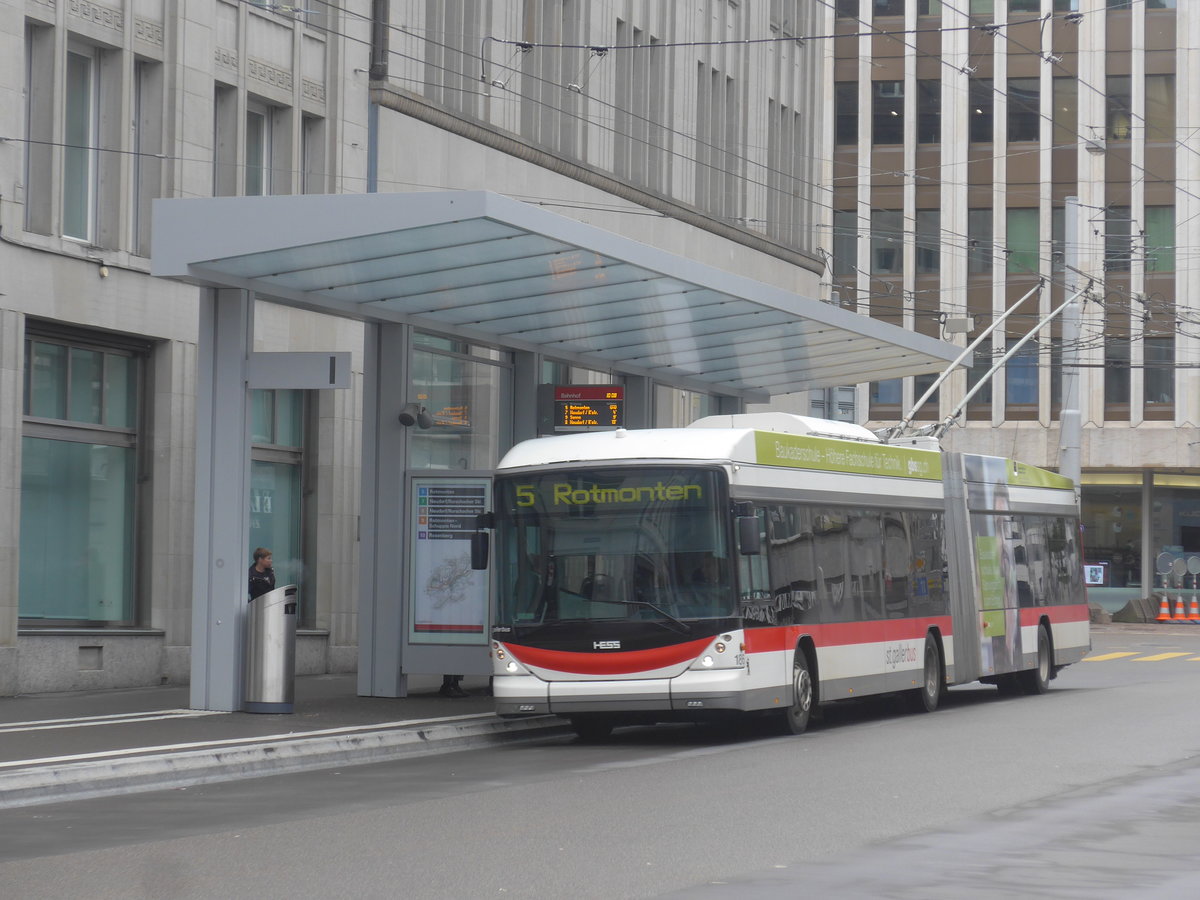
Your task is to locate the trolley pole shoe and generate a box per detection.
[1157,596,1173,622]
[1188,597,1200,622]
[1174,596,1189,621]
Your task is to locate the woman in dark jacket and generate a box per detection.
[248,547,275,600]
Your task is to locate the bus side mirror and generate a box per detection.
[737,515,761,555]
[471,532,490,570]
[471,512,494,570]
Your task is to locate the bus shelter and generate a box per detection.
[152,190,962,711]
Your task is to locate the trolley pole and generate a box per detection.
[1060,196,1083,505]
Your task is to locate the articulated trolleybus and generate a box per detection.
[475,413,1089,740]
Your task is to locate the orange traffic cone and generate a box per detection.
[1188,597,1200,622]
[1152,595,1171,624]
[1174,596,1189,621]
[1157,595,1172,622]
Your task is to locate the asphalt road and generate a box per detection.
[2,627,1199,899]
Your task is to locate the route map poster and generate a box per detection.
[408,477,491,645]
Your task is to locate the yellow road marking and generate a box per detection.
[1134,652,1193,662]
[1083,652,1140,662]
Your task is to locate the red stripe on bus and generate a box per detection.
[1019,605,1090,627]
[743,617,954,654]
[505,637,715,675]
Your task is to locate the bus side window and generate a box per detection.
[738,508,770,602]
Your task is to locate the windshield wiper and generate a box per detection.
[583,596,691,633]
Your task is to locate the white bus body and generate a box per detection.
[483,414,1089,737]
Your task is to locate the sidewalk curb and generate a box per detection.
[0,715,569,810]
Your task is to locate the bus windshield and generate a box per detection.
[494,467,732,628]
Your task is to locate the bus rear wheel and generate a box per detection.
[1018,624,1052,695]
[783,652,814,735]
[913,633,943,713]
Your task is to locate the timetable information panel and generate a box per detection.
[540,385,625,432]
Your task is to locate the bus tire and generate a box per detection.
[914,633,943,713]
[1019,624,1052,695]
[783,651,814,735]
[570,715,614,741]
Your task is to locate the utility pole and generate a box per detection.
[1060,196,1083,504]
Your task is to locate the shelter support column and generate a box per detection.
[190,289,253,711]
[358,322,409,697]
[623,376,653,429]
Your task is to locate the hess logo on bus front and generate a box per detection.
[593,640,622,650]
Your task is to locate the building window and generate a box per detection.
[1105,333,1131,409]
[409,333,513,470]
[20,331,143,624]
[1008,78,1040,142]
[1145,74,1175,142]
[1080,480,1141,594]
[250,389,307,622]
[1006,208,1039,274]
[615,23,667,193]
[970,78,994,143]
[870,379,902,412]
[1010,0,1040,11]
[968,209,993,274]
[63,46,99,242]
[1005,338,1038,407]
[245,102,272,196]
[655,385,719,427]
[835,82,858,145]
[1105,206,1132,273]
[132,60,164,256]
[836,0,858,17]
[871,209,903,275]
[966,354,993,411]
[1145,206,1175,272]
[1144,336,1174,407]
[301,115,326,195]
[1053,77,1078,146]
[832,209,857,276]
[872,81,903,145]
[1107,76,1132,141]
[969,0,994,13]
[917,80,941,143]
[767,99,807,249]
[916,209,940,274]
[917,1,942,14]
[695,64,743,220]
[911,373,938,419]
[873,0,904,16]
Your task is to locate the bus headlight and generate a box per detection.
[688,632,747,671]
[492,642,532,676]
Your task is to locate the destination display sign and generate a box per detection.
[541,385,624,432]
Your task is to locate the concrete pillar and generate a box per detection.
[190,289,253,711]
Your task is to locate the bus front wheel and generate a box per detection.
[784,652,814,735]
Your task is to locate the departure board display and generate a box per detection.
[540,385,624,432]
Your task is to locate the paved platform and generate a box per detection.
[0,674,568,810]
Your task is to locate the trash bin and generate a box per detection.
[244,584,297,713]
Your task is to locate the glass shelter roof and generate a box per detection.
[153,191,961,400]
